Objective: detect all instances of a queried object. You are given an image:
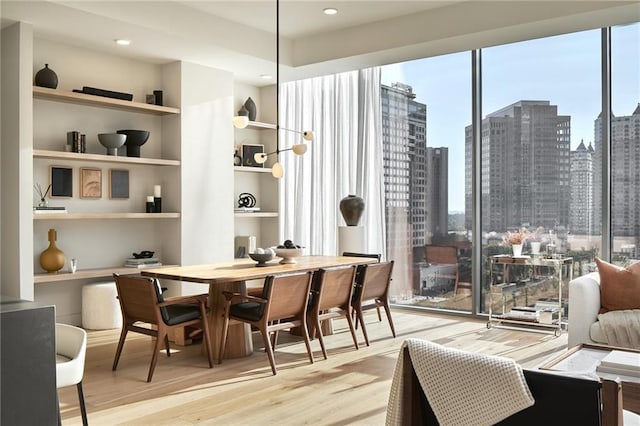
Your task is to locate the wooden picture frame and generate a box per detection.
[109,169,129,199]
[242,144,264,168]
[50,166,73,198]
[80,167,102,198]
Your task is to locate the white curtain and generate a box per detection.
[279,67,386,257]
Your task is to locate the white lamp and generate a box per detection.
[232,115,249,129]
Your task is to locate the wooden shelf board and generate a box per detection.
[34,212,180,220]
[234,212,278,218]
[234,166,273,174]
[33,86,180,115]
[34,265,179,284]
[33,149,180,166]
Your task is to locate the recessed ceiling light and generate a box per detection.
[114,39,131,46]
[323,7,338,15]
[260,74,273,80]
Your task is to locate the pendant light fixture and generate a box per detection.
[233,0,313,178]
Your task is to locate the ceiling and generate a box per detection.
[1,1,638,86]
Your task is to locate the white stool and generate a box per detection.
[82,282,122,330]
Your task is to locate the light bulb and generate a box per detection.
[292,144,307,155]
[254,152,268,164]
[233,116,249,129]
[302,130,314,141]
[272,162,284,178]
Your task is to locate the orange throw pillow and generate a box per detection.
[595,257,640,313]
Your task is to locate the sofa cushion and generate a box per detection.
[589,321,608,345]
[595,258,640,313]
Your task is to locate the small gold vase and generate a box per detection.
[40,228,66,273]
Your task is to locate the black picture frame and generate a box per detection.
[242,144,264,168]
[109,169,129,199]
[50,166,73,198]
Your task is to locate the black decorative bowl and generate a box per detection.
[117,130,150,157]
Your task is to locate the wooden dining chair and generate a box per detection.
[112,274,214,382]
[342,252,382,320]
[351,261,396,346]
[307,265,359,359]
[218,271,314,375]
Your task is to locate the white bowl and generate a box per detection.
[273,248,304,264]
[98,133,126,155]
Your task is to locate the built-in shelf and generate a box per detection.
[34,265,178,284]
[234,212,278,218]
[33,212,180,220]
[234,166,273,173]
[33,86,180,115]
[246,121,276,130]
[33,149,180,166]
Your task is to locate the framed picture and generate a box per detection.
[109,169,129,199]
[80,167,102,198]
[242,144,264,168]
[50,166,73,198]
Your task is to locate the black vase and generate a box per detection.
[339,194,365,226]
[34,64,58,89]
[244,97,257,121]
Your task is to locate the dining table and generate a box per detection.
[141,255,377,362]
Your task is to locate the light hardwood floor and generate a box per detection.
[59,309,568,425]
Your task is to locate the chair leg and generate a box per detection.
[315,316,328,360]
[112,327,129,371]
[77,381,88,426]
[164,334,171,357]
[381,301,396,338]
[356,307,370,346]
[376,306,382,322]
[199,304,214,368]
[259,327,278,375]
[218,310,231,364]
[147,330,165,382]
[300,318,315,365]
[344,309,360,350]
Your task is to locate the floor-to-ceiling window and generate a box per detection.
[381,53,472,311]
[480,30,601,316]
[610,23,640,265]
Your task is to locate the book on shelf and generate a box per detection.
[124,262,163,269]
[34,206,67,213]
[234,207,261,212]
[125,257,159,265]
[503,309,539,321]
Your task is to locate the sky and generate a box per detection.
[382,24,639,212]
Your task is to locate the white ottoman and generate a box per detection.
[82,282,122,330]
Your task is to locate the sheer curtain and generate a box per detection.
[279,67,386,257]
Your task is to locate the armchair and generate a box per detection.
[568,271,602,348]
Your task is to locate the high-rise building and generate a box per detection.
[569,140,594,234]
[465,100,571,232]
[594,104,640,242]
[426,147,449,241]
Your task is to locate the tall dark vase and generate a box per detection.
[339,194,365,226]
[34,64,58,89]
[244,97,257,121]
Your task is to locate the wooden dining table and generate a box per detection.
[142,255,377,362]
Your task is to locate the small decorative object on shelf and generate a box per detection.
[339,194,365,226]
[153,185,162,213]
[39,228,66,273]
[69,258,78,273]
[153,90,163,106]
[98,133,126,155]
[146,196,155,213]
[34,64,58,89]
[146,94,156,104]
[242,144,264,167]
[234,147,242,166]
[34,183,51,207]
[117,129,150,157]
[237,192,257,208]
[243,97,257,121]
[75,86,133,101]
[132,250,155,259]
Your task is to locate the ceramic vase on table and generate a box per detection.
[511,244,523,257]
[39,228,66,273]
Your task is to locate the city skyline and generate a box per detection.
[382,24,639,212]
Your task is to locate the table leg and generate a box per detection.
[208,280,253,362]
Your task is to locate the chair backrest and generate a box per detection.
[314,266,357,311]
[262,271,313,322]
[113,274,163,325]
[55,323,87,388]
[359,261,394,302]
[425,245,458,265]
[342,252,381,261]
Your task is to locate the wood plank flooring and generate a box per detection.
[59,309,568,425]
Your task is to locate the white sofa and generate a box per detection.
[568,272,604,348]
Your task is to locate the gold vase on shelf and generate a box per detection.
[40,228,66,273]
